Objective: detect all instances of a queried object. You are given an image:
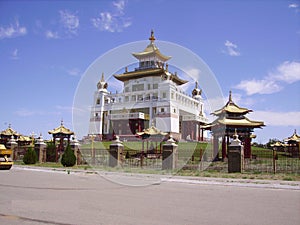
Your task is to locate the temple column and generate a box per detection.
[213,135,219,161]
[244,136,251,158]
[222,136,226,160]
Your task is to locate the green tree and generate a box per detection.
[46,141,56,162]
[61,145,76,167]
[23,147,38,164]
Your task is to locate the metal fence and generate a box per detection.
[78,147,300,174]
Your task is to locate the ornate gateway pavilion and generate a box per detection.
[89,31,208,141]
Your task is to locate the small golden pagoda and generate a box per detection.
[284,130,300,158]
[205,91,265,159]
[48,120,74,162]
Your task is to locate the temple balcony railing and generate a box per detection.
[182,115,208,123]
[108,112,149,120]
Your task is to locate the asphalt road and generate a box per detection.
[0,167,299,225]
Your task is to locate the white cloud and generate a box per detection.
[113,0,125,14]
[14,109,61,117]
[288,3,298,8]
[271,61,300,83]
[0,19,27,39]
[235,79,282,95]
[223,40,240,56]
[67,68,81,76]
[45,30,59,39]
[11,49,19,60]
[249,111,300,126]
[59,10,79,35]
[91,0,132,32]
[235,61,300,95]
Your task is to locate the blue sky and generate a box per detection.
[0,0,299,143]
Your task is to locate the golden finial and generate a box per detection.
[149,29,155,42]
[101,72,105,82]
[229,90,232,102]
[195,81,198,89]
[61,119,64,126]
[125,67,128,72]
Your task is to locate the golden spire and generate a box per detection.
[149,29,155,42]
[101,72,105,82]
[229,90,232,102]
[195,81,198,89]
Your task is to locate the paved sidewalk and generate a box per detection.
[13,165,300,190]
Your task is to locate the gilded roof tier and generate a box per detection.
[204,117,265,129]
[213,91,251,116]
[132,30,171,62]
[18,135,31,142]
[48,121,74,135]
[0,126,20,137]
[114,68,188,85]
[136,126,167,136]
[284,130,300,142]
[216,117,264,127]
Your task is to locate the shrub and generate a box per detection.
[23,147,38,164]
[46,142,56,162]
[61,145,76,167]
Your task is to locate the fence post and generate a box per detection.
[109,136,123,167]
[162,136,178,170]
[228,132,244,173]
[272,147,277,174]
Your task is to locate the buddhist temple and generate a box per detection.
[284,130,300,158]
[48,120,74,162]
[0,124,20,146]
[204,91,265,159]
[89,30,208,141]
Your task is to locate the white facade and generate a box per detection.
[89,32,208,140]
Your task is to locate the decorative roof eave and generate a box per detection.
[48,121,74,135]
[18,135,31,142]
[203,117,265,130]
[212,91,252,115]
[0,127,20,137]
[132,48,171,62]
[132,30,171,62]
[114,69,188,85]
[114,68,163,81]
[271,141,287,147]
[136,126,168,136]
[218,117,265,127]
[212,103,252,115]
[284,130,300,142]
[170,73,188,85]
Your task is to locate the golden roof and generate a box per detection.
[18,135,31,142]
[48,121,74,135]
[136,126,167,136]
[132,30,171,62]
[284,130,300,142]
[114,68,188,85]
[270,141,286,147]
[213,91,251,116]
[204,117,265,129]
[0,125,20,137]
[215,117,264,127]
[0,144,6,150]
